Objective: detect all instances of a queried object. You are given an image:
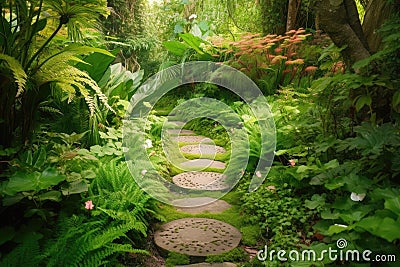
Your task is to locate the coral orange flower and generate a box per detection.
[285,59,304,65]
[285,29,297,35]
[304,66,318,72]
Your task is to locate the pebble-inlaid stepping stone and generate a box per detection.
[172,197,232,214]
[180,159,226,170]
[180,144,226,155]
[173,135,213,143]
[172,172,229,190]
[166,129,196,135]
[154,218,241,256]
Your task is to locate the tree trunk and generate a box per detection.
[315,0,370,67]
[286,0,300,31]
[362,0,394,53]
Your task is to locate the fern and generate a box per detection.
[89,160,160,229]
[42,213,147,267]
[0,233,43,266]
[36,45,115,116]
[0,54,27,97]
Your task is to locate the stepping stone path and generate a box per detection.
[154,120,241,265]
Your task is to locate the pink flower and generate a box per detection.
[141,169,148,176]
[85,200,94,210]
[255,171,262,178]
[289,159,296,167]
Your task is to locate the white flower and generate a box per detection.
[188,14,197,20]
[143,139,153,149]
[350,192,366,202]
[255,171,262,178]
[141,170,148,176]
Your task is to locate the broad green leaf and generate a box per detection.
[344,173,371,194]
[325,177,345,190]
[321,210,340,219]
[78,51,115,82]
[324,159,339,169]
[37,191,61,202]
[339,210,368,224]
[81,169,96,179]
[61,180,88,195]
[179,33,205,55]
[356,216,400,242]
[6,172,40,193]
[355,95,372,112]
[163,41,189,56]
[384,196,400,216]
[38,168,65,189]
[327,224,350,234]
[296,165,310,173]
[304,194,326,209]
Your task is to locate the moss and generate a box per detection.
[205,247,249,263]
[181,152,230,162]
[165,252,190,267]
[240,225,261,246]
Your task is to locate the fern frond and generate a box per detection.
[0,53,27,97]
[36,45,116,116]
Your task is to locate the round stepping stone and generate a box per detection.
[180,144,226,155]
[154,218,241,256]
[174,136,213,143]
[166,129,196,135]
[172,172,229,190]
[180,159,226,170]
[172,197,232,214]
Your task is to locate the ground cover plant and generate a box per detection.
[1,0,400,266]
